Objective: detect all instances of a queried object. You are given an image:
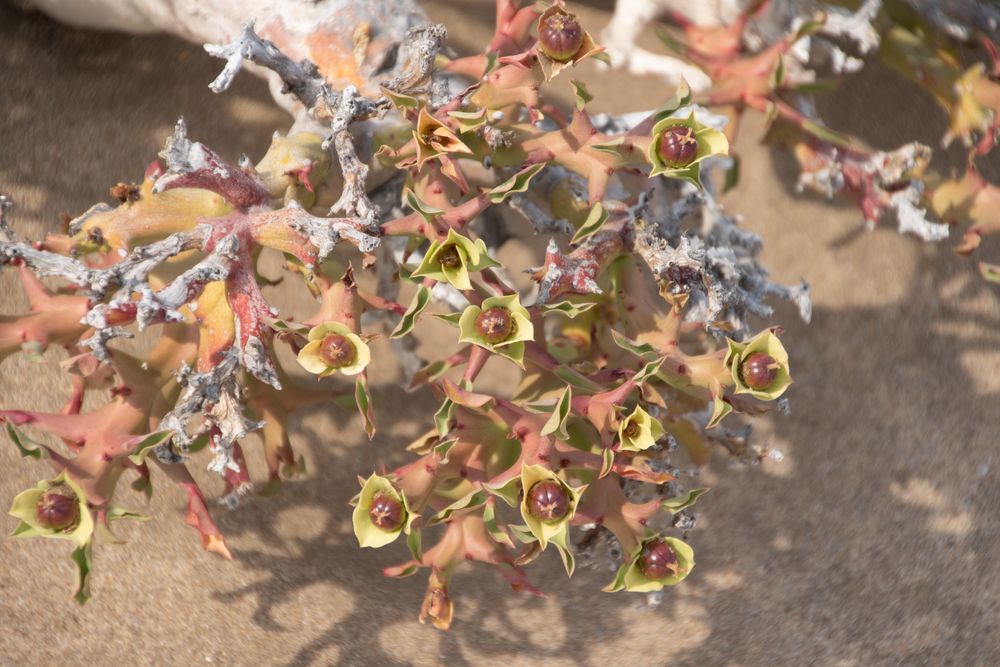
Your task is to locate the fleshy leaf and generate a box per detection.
[70,541,93,604]
[569,202,608,245]
[540,385,572,441]
[355,376,377,439]
[539,300,598,318]
[487,163,546,204]
[127,431,174,465]
[6,422,49,460]
[483,498,515,547]
[391,285,431,338]
[434,398,456,437]
[550,524,576,577]
[570,80,593,111]
[404,188,445,222]
[661,488,709,514]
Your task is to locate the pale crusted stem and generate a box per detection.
[204,22,330,108]
[205,24,446,234]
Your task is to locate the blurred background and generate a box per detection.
[1,0,999,664]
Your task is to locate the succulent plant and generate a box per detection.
[12,0,997,630]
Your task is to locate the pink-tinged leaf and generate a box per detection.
[153,459,232,559]
[442,378,495,410]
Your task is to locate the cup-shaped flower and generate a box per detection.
[458,294,534,367]
[618,405,664,452]
[297,321,371,377]
[419,571,453,631]
[647,114,729,187]
[605,535,694,592]
[724,329,791,400]
[8,473,94,548]
[411,229,499,290]
[352,474,415,548]
[414,107,472,168]
[518,464,584,550]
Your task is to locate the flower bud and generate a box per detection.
[740,352,778,391]
[638,539,679,580]
[475,307,514,344]
[657,125,698,167]
[318,333,356,369]
[527,480,570,522]
[35,487,79,531]
[368,493,404,531]
[538,9,584,62]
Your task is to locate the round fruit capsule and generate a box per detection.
[319,334,356,368]
[740,352,779,390]
[527,480,570,522]
[36,489,79,531]
[657,125,698,168]
[368,493,405,531]
[475,307,514,344]
[638,539,678,580]
[538,9,584,62]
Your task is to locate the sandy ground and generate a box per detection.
[2,1,1000,665]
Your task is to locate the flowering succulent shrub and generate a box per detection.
[0,0,807,626]
[10,0,996,630]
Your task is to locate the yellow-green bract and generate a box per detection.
[411,229,499,290]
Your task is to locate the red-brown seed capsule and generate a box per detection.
[36,489,79,531]
[319,333,356,368]
[623,420,640,439]
[475,307,514,344]
[527,480,570,522]
[639,539,679,580]
[657,125,698,167]
[538,10,584,62]
[368,493,404,531]
[740,352,778,390]
[437,245,462,269]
